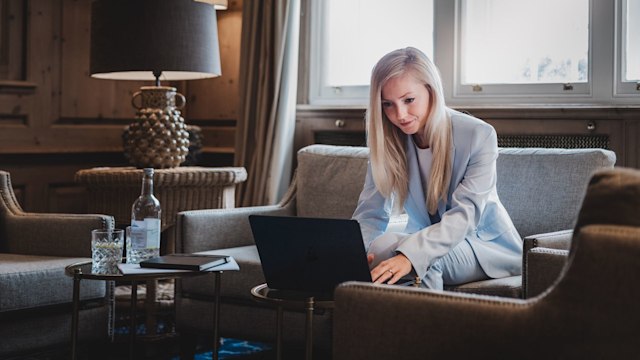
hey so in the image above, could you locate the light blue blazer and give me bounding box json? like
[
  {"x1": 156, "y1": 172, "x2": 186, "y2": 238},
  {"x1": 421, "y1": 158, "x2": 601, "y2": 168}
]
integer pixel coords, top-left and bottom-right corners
[{"x1": 353, "y1": 110, "x2": 522, "y2": 280}]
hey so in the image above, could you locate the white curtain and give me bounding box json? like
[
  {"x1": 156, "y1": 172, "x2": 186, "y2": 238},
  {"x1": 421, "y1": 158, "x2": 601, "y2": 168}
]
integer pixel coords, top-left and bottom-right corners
[{"x1": 266, "y1": 0, "x2": 299, "y2": 203}]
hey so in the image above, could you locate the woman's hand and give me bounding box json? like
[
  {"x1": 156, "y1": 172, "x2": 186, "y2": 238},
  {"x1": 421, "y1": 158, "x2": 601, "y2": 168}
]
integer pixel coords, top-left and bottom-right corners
[{"x1": 370, "y1": 253, "x2": 412, "y2": 284}]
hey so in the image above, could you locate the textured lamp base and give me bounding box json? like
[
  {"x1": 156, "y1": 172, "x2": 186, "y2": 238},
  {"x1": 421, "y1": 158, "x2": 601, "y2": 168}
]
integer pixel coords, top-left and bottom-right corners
[{"x1": 124, "y1": 86, "x2": 190, "y2": 169}]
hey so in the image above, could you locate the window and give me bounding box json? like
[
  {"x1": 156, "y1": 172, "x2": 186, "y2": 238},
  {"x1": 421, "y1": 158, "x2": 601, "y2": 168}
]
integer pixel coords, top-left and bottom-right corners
[
  {"x1": 306, "y1": 0, "x2": 639, "y2": 105},
  {"x1": 309, "y1": 0, "x2": 433, "y2": 105},
  {"x1": 458, "y1": 0, "x2": 589, "y2": 95}
]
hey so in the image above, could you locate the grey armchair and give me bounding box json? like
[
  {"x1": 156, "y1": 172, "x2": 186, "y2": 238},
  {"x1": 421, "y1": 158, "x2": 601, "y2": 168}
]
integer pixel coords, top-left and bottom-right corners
[
  {"x1": 333, "y1": 168, "x2": 640, "y2": 359},
  {"x1": 0, "y1": 170, "x2": 114, "y2": 357}
]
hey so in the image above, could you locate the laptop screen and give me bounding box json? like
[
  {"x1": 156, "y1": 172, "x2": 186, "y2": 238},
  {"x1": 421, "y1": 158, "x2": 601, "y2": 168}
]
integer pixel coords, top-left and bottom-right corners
[{"x1": 249, "y1": 215, "x2": 372, "y2": 294}]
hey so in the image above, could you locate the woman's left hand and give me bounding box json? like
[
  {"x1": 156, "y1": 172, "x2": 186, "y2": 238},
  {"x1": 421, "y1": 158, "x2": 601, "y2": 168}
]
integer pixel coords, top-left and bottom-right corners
[{"x1": 370, "y1": 253, "x2": 412, "y2": 284}]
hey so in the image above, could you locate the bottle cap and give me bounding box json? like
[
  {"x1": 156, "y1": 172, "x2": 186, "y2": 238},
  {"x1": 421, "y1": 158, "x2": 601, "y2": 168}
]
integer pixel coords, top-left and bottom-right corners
[{"x1": 143, "y1": 168, "x2": 154, "y2": 176}]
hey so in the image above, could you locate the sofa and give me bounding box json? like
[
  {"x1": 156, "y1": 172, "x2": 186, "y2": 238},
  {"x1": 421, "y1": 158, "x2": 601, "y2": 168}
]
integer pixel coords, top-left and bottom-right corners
[
  {"x1": 174, "y1": 144, "x2": 615, "y2": 351},
  {"x1": 332, "y1": 167, "x2": 640, "y2": 359},
  {"x1": 0, "y1": 170, "x2": 114, "y2": 357}
]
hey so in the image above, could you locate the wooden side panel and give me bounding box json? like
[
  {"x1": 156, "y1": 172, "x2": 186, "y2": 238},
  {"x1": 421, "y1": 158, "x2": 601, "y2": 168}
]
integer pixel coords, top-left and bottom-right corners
[
  {"x1": 625, "y1": 119, "x2": 640, "y2": 169},
  {"x1": 186, "y1": 9, "x2": 243, "y2": 121},
  {"x1": 295, "y1": 107, "x2": 639, "y2": 170}
]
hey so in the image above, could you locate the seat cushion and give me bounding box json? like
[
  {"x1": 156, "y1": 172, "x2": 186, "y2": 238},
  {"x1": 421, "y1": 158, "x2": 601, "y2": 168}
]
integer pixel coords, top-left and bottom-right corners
[
  {"x1": 0, "y1": 254, "x2": 106, "y2": 312},
  {"x1": 180, "y1": 246, "x2": 265, "y2": 301},
  {"x1": 445, "y1": 275, "x2": 522, "y2": 298}
]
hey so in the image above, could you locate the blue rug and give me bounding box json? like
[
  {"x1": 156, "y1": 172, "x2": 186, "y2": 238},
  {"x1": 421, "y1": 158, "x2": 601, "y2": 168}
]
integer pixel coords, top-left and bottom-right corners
[
  {"x1": 115, "y1": 314, "x2": 272, "y2": 359},
  {"x1": 178, "y1": 338, "x2": 272, "y2": 360}
]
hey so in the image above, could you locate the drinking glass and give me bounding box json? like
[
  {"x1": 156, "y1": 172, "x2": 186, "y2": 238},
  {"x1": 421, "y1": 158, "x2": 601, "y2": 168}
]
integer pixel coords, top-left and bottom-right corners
[{"x1": 91, "y1": 229, "x2": 124, "y2": 274}]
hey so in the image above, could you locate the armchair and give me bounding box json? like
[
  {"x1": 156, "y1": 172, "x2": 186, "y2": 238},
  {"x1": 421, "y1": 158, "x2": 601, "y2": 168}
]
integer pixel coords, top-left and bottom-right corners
[
  {"x1": 0, "y1": 170, "x2": 115, "y2": 356},
  {"x1": 333, "y1": 168, "x2": 640, "y2": 359}
]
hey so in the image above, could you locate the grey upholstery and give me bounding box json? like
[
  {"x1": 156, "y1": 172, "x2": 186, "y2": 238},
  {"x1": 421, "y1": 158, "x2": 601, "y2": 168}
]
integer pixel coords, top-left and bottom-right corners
[
  {"x1": 333, "y1": 167, "x2": 640, "y2": 359},
  {"x1": 0, "y1": 170, "x2": 114, "y2": 356},
  {"x1": 495, "y1": 148, "x2": 615, "y2": 238},
  {"x1": 174, "y1": 144, "x2": 615, "y2": 349}
]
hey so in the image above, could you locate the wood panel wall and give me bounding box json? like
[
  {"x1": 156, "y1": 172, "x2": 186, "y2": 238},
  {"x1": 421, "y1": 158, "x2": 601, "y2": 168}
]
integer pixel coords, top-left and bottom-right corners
[{"x1": 0, "y1": 0, "x2": 242, "y2": 213}]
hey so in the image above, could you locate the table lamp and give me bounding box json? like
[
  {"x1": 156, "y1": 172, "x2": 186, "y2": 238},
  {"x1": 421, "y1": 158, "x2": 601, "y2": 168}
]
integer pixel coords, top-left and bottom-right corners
[{"x1": 90, "y1": 0, "x2": 222, "y2": 168}]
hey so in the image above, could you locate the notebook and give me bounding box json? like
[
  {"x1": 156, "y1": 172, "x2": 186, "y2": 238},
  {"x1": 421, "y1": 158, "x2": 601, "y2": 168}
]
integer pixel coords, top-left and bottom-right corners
[
  {"x1": 249, "y1": 215, "x2": 372, "y2": 295},
  {"x1": 139, "y1": 253, "x2": 230, "y2": 271}
]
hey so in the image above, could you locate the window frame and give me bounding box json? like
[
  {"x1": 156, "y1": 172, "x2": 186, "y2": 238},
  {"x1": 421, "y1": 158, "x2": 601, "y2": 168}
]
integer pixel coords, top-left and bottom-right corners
[
  {"x1": 615, "y1": 0, "x2": 640, "y2": 96},
  {"x1": 452, "y1": 0, "x2": 591, "y2": 99},
  {"x1": 304, "y1": 0, "x2": 640, "y2": 106},
  {"x1": 308, "y1": 0, "x2": 371, "y2": 105}
]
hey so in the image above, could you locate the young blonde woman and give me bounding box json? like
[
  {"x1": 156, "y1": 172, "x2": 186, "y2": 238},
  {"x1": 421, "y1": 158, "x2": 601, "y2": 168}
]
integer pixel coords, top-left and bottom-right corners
[{"x1": 353, "y1": 47, "x2": 522, "y2": 289}]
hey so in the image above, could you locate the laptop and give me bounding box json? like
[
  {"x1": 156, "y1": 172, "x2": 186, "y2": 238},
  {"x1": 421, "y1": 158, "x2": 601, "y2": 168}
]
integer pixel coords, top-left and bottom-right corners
[{"x1": 248, "y1": 215, "x2": 372, "y2": 295}]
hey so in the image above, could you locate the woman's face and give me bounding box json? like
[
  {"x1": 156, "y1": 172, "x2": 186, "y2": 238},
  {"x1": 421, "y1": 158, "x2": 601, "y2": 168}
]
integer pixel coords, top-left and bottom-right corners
[{"x1": 381, "y1": 71, "x2": 431, "y2": 136}]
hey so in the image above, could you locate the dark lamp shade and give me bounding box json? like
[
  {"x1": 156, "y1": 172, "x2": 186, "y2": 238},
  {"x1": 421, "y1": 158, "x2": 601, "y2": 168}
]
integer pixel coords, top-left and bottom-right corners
[{"x1": 90, "y1": 0, "x2": 222, "y2": 81}]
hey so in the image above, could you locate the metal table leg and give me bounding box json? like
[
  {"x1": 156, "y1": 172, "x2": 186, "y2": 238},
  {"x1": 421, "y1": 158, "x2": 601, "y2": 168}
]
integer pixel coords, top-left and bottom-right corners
[
  {"x1": 71, "y1": 269, "x2": 81, "y2": 360},
  {"x1": 212, "y1": 272, "x2": 221, "y2": 360},
  {"x1": 145, "y1": 280, "x2": 157, "y2": 335},
  {"x1": 129, "y1": 280, "x2": 138, "y2": 360},
  {"x1": 305, "y1": 297, "x2": 314, "y2": 360},
  {"x1": 276, "y1": 305, "x2": 283, "y2": 360},
  {"x1": 107, "y1": 280, "x2": 115, "y2": 342}
]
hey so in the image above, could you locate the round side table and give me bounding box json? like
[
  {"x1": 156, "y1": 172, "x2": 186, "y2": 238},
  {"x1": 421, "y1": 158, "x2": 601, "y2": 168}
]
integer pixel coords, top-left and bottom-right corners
[
  {"x1": 250, "y1": 284, "x2": 334, "y2": 360},
  {"x1": 66, "y1": 261, "x2": 226, "y2": 360}
]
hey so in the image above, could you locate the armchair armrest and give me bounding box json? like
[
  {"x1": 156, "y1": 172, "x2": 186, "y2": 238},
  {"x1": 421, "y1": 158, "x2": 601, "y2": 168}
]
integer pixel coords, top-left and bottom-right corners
[
  {"x1": 522, "y1": 229, "x2": 572, "y2": 298},
  {"x1": 3, "y1": 213, "x2": 114, "y2": 257},
  {"x1": 175, "y1": 202, "x2": 295, "y2": 253},
  {"x1": 523, "y1": 229, "x2": 573, "y2": 253},
  {"x1": 333, "y1": 282, "x2": 530, "y2": 359},
  {"x1": 525, "y1": 247, "x2": 569, "y2": 298}
]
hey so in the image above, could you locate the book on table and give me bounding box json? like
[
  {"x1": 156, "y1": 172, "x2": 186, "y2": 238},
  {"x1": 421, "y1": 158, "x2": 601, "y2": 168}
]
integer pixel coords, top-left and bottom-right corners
[{"x1": 139, "y1": 253, "x2": 230, "y2": 271}]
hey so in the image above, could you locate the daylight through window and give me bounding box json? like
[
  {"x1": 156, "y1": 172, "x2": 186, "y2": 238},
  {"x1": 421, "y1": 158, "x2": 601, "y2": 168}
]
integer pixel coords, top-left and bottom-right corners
[{"x1": 460, "y1": 0, "x2": 589, "y2": 85}]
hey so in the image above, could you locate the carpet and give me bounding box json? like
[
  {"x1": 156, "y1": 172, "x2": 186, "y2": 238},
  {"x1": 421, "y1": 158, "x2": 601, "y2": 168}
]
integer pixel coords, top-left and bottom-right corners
[
  {"x1": 173, "y1": 338, "x2": 272, "y2": 360},
  {"x1": 112, "y1": 311, "x2": 272, "y2": 360},
  {"x1": 111, "y1": 282, "x2": 273, "y2": 359}
]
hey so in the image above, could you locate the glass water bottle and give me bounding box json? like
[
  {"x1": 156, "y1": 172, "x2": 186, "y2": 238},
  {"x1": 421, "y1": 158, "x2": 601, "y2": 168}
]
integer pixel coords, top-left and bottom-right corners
[{"x1": 127, "y1": 168, "x2": 161, "y2": 263}]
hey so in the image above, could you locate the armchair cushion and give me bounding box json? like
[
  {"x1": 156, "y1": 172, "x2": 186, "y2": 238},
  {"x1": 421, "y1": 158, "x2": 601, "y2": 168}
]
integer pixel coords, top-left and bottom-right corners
[
  {"x1": 0, "y1": 254, "x2": 105, "y2": 312},
  {"x1": 445, "y1": 275, "x2": 521, "y2": 298},
  {"x1": 496, "y1": 148, "x2": 615, "y2": 238},
  {"x1": 296, "y1": 145, "x2": 369, "y2": 219}
]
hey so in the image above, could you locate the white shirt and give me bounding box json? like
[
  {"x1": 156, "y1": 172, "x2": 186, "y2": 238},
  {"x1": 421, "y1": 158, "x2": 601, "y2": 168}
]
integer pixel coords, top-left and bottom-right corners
[{"x1": 414, "y1": 140, "x2": 433, "y2": 197}]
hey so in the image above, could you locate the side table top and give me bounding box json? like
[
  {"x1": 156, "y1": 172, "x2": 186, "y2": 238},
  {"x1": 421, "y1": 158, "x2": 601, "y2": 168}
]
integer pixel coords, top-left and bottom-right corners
[
  {"x1": 251, "y1": 283, "x2": 335, "y2": 309},
  {"x1": 65, "y1": 260, "x2": 228, "y2": 282},
  {"x1": 75, "y1": 166, "x2": 247, "y2": 187}
]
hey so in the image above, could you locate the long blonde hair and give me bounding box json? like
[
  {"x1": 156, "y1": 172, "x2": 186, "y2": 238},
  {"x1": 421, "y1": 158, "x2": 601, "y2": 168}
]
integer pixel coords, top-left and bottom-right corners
[{"x1": 367, "y1": 47, "x2": 452, "y2": 214}]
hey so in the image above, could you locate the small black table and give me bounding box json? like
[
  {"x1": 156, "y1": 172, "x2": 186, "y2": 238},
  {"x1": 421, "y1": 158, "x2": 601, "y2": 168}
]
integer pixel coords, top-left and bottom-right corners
[
  {"x1": 251, "y1": 283, "x2": 335, "y2": 360},
  {"x1": 65, "y1": 261, "x2": 227, "y2": 360}
]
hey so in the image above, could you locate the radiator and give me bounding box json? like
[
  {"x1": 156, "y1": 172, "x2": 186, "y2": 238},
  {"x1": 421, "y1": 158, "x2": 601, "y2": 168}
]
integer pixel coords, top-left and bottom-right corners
[
  {"x1": 497, "y1": 135, "x2": 609, "y2": 149},
  {"x1": 314, "y1": 132, "x2": 609, "y2": 150}
]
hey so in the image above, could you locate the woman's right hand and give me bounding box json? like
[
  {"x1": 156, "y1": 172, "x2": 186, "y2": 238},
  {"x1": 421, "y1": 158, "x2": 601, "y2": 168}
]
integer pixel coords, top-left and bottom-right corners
[{"x1": 370, "y1": 253, "x2": 412, "y2": 285}]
